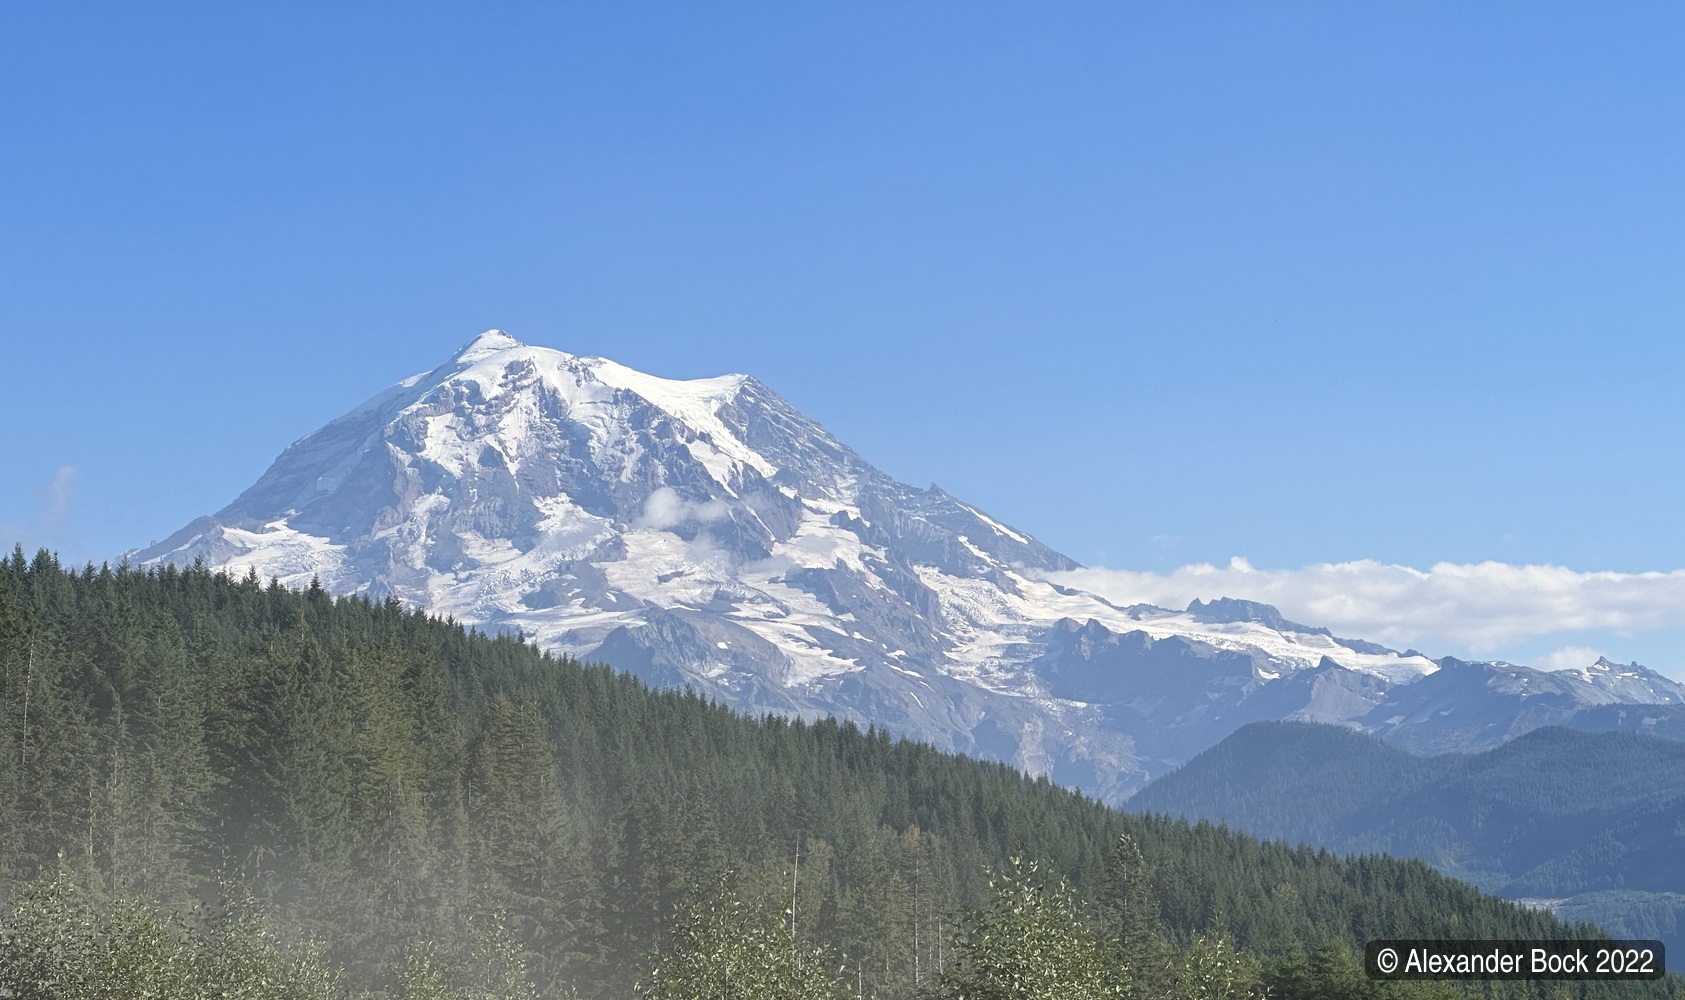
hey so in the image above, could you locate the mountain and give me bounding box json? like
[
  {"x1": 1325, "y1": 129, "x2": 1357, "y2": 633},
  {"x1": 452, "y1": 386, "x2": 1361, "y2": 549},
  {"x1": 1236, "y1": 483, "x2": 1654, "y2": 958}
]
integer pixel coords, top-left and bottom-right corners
[
  {"x1": 132, "y1": 331, "x2": 1685, "y2": 800},
  {"x1": 1125, "y1": 721, "x2": 1449, "y2": 844},
  {"x1": 1556, "y1": 702, "x2": 1685, "y2": 741},
  {"x1": 1360, "y1": 656, "x2": 1685, "y2": 754},
  {"x1": 1131, "y1": 721, "x2": 1685, "y2": 953},
  {"x1": 2, "y1": 553, "x2": 1607, "y2": 997}
]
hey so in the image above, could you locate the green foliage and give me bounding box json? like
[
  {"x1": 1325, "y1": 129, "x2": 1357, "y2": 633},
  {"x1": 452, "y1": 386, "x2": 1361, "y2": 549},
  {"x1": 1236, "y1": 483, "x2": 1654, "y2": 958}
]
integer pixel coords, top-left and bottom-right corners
[
  {"x1": 394, "y1": 916, "x2": 544, "y2": 1000},
  {"x1": 1171, "y1": 931, "x2": 1262, "y2": 1000},
  {"x1": 639, "y1": 877, "x2": 848, "y2": 1000},
  {"x1": 932, "y1": 856, "x2": 1128, "y2": 1000},
  {"x1": 0, "y1": 549, "x2": 1649, "y2": 999},
  {"x1": 0, "y1": 864, "x2": 340, "y2": 1000},
  {"x1": 1133, "y1": 720, "x2": 1685, "y2": 905},
  {"x1": 929, "y1": 852, "x2": 1274, "y2": 1000}
]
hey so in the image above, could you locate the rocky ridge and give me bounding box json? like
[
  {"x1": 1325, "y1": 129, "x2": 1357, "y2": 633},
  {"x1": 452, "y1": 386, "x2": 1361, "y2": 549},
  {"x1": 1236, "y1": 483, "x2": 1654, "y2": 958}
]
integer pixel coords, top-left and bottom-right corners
[{"x1": 135, "y1": 331, "x2": 1685, "y2": 800}]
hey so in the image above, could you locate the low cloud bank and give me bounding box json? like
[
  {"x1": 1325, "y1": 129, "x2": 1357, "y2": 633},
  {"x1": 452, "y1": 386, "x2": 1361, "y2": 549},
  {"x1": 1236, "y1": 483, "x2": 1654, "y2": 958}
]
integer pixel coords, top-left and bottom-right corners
[{"x1": 1046, "y1": 558, "x2": 1685, "y2": 655}]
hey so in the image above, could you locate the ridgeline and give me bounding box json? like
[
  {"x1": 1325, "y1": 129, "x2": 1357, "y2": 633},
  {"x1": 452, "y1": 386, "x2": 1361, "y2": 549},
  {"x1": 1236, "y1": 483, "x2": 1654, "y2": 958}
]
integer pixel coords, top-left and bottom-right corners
[{"x1": 0, "y1": 549, "x2": 1639, "y2": 998}]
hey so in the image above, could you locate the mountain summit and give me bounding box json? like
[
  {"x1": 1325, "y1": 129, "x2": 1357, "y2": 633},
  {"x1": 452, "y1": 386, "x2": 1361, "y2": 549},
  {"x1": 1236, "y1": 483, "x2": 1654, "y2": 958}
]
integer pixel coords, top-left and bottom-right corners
[{"x1": 134, "y1": 332, "x2": 1679, "y2": 800}]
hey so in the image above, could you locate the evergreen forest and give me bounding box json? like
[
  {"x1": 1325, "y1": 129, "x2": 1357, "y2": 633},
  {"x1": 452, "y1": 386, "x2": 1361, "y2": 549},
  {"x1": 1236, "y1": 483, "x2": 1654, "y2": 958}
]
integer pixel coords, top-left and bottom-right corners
[
  {"x1": 0, "y1": 549, "x2": 1672, "y2": 998},
  {"x1": 1131, "y1": 720, "x2": 1685, "y2": 953}
]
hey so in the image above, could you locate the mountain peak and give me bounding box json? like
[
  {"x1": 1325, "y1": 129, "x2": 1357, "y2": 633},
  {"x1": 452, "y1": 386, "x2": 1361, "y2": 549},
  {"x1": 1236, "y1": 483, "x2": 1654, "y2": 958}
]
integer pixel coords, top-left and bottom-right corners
[
  {"x1": 130, "y1": 328, "x2": 1484, "y2": 804},
  {"x1": 1559, "y1": 656, "x2": 1646, "y2": 678},
  {"x1": 1187, "y1": 597, "x2": 1310, "y2": 632},
  {"x1": 452, "y1": 329, "x2": 525, "y2": 365}
]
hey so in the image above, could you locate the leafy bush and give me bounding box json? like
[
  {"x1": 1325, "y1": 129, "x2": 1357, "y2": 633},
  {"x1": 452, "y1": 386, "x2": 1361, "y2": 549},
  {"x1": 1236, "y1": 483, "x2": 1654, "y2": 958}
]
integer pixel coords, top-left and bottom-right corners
[
  {"x1": 0, "y1": 865, "x2": 339, "y2": 1000},
  {"x1": 639, "y1": 877, "x2": 848, "y2": 1000}
]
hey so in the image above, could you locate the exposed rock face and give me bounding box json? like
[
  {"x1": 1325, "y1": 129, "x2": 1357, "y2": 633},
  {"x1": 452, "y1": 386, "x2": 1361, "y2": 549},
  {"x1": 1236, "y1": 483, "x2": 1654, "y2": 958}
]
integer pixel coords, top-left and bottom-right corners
[
  {"x1": 135, "y1": 331, "x2": 1685, "y2": 801},
  {"x1": 1360, "y1": 656, "x2": 1685, "y2": 755}
]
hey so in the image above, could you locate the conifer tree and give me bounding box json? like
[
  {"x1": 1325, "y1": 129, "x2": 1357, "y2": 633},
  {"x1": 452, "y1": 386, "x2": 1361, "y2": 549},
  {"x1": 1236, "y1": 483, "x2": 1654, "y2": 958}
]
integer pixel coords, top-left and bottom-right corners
[
  {"x1": 0, "y1": 551, "x2": 1659, "y2": 1000},
  {"x1": 467, "y1": 693, "x2": 583, "y2": 991}
]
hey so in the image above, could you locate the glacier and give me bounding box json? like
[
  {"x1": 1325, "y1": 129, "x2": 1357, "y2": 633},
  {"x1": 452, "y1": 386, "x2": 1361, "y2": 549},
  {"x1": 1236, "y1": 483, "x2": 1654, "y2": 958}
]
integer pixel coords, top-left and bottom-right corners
[{"x1": 134, "y1": 331, "x2": 1685, "y2": 801}]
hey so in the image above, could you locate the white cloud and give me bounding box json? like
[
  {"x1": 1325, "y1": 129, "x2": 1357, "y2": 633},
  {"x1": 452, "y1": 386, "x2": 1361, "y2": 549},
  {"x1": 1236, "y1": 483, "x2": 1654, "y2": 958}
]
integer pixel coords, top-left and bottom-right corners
[
  {"x1": 1535, "y1": 645, "x2": 1605, "y2": 672},
  {"x1": 1045, "y1": 558, "x2": 1685, "y2": 654},
  {"x1": 41, "y1": 465, "x2": 78, "y2": 532},
  {"x1": 634, "y1": 486, "x2": 729, "y2": 530},
  {"x1": 4, "y1": 465, "x2": 79, "y2": 546}
]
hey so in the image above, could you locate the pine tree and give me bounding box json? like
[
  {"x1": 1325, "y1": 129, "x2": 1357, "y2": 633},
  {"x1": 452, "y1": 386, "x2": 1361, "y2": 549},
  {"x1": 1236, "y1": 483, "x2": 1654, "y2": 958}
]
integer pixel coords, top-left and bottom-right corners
[{"x1": 467, "y1": 693, "x2": 584, "y2": 992}]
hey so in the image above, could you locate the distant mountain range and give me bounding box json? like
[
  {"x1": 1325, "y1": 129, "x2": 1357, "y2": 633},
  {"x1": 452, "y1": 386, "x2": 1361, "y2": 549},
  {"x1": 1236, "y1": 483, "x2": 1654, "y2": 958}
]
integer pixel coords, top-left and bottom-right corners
[
  {"x1": 132, "y1": 331, "x2": 1685, "y2": 801},
  {"x1": 1130, "y1": 720, "x2": 1685, "y2": 952}
]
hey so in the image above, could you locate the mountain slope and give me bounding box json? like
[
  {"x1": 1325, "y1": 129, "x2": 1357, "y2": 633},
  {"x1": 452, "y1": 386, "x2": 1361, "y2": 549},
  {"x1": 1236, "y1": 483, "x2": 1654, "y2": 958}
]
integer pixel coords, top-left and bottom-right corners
[
  {"x1": 1557, "y1": 702, "x2": 1685, "y2": 741},
  {"x1": 1132, "y1": 721, "x2": 1685, "y2": 951},
  {"x1": 1362, "y1": 656, "x2": 1685, "y2": 754},
  {"x1": 133, "y1": 331, "x2": 1685, "y2": 800},
  {"x1": 0, "y1": 552, "x2": 1609, "y2": 997},
  {"x1": 1124, "y1": 721, "x2": 1455, "y2": 842},
  {"x1": 1135, "y1": 722, "x2": 1685, "y2": 892}
]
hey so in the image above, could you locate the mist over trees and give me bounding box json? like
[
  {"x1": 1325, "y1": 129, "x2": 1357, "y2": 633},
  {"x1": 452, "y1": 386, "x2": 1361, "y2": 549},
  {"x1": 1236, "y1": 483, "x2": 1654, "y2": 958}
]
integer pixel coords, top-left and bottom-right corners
[{"x1": 0, "y1": 548, "x2": 1660, "y2": 999}]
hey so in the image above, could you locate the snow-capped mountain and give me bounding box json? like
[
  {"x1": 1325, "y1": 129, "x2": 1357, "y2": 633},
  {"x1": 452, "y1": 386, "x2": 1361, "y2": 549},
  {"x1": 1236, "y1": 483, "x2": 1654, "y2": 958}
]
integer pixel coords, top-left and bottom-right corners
[
  {"x1": 132, "y1": 331, "x2": 1685, "y2": 800},
  {"x1": 1556, "y1": 656, "x2": 1685, "y2": 704},
  {"x1": 1360, "y1": 655, "x2": 1685, "y2": 754}
]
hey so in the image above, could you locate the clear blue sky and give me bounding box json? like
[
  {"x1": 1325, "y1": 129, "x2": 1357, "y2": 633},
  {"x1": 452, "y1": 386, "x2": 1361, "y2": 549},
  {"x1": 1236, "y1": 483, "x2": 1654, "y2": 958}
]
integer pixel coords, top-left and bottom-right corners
[{"x1": 4, "y1": 3, "x2": 1684, "y2": 670}]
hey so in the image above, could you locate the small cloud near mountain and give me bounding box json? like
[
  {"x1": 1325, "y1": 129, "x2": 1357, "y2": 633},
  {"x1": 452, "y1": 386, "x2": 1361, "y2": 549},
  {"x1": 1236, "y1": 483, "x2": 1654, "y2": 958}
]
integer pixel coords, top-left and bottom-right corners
[
  {"x1": 2, "y1": 464, "x2": 80, "y2": 549},
  {"x1": 1537, "y1": 644, "x2": 1607, "y2": 672},
  {"x1": 634, "y1": 486, "x2": 729, "y2": 530},
  {"x1": 127, "y1": 330, "x2": 1685, "y2": 801}
]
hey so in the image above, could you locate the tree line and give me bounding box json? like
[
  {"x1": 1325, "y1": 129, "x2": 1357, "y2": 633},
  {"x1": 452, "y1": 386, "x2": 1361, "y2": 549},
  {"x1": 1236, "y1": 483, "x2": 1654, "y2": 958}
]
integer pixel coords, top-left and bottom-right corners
[{"x1": 0, "y1": 548, "x2": 1660, "y2": 998}]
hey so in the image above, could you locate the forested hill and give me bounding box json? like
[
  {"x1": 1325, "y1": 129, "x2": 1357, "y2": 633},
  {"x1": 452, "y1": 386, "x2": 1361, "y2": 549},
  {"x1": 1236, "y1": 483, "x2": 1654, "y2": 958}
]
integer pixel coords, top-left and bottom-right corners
[
  {"x1": 0, "y1": 549, "x2": 1612, "y2": 997},
  {"x1": 1131, "y1": 721, "x2": 1685, "y2": 898},
  {"x1": 1132, "y1": 721, "x2": 1685, "y2": 958},
  {"x1": 1129, "y1": 721, "x2": 1460, "y2": 843}
]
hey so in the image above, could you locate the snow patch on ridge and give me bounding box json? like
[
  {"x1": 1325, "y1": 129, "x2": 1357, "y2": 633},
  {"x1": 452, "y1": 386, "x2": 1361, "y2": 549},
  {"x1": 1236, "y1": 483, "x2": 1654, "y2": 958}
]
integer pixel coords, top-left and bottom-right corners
[
  {"x1": 134, "y1": 328, "x2": 1632, "y2": 806},
  {"x1": 207, "y1": 520, "x2": 349, "y2": 591}
]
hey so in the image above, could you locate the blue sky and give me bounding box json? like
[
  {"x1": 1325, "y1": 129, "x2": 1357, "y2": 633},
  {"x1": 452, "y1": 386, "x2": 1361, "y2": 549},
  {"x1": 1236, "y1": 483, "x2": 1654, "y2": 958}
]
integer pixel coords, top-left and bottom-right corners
[{"x1": 4, "y1": 3, "x2": 1684, "y2": 673}]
